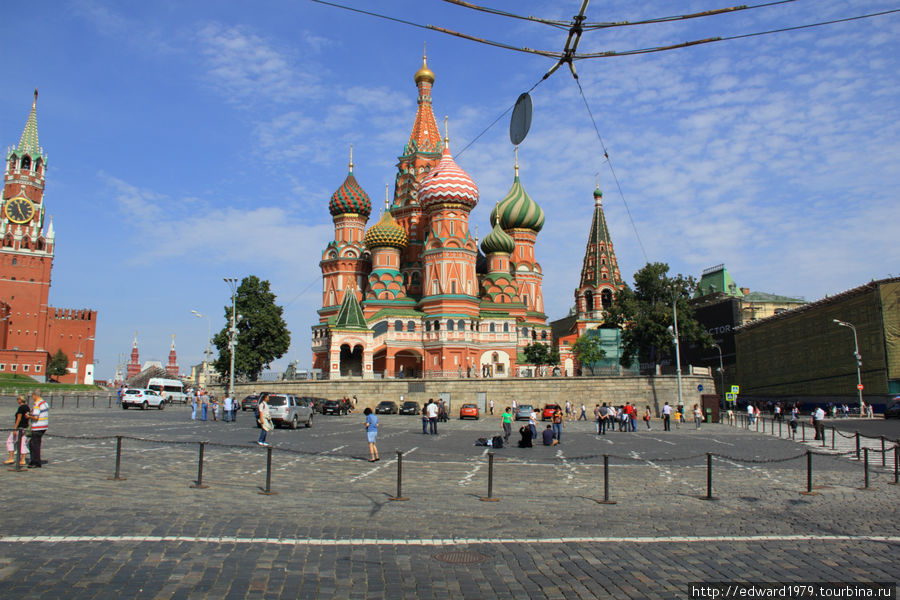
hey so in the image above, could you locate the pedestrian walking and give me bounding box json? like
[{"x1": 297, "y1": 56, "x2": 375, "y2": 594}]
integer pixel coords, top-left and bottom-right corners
[
  {"x1": 257, "y1": 396, "x2": 273, "y2": 446},
  {"x1": 27, "y1": 390, "x2": 48, "y2": 468},
  {"x1": 4, "y1": 395, "x2": 29, "y2": 466},
  {"x1": 812, "y1": 406, "x2": 825, "y2": 440},
  {"x1": 364, "y1": 407, "x2": 379, "y2": 462},
  {"x1": 552, "y1": 406, "x2": 564, "y2": 444},
  {"x1": 422, "y1": 400, "x2": 430, "y2": 434},
  {"x1": 662, "y1": 402, "x2": 672, "y2": 431},
  {"x1": 693, "y1": 404, "x2": 703, "y2": 429},
  {"x1": 489, "y1": 399, "x2": 494, "y2": 415},
  {"x1": 426, "y1": 399, "x2": 439, "y2": 434},
  {"x1": 223, "y1": 395, "x2": 233, "y2": 422},
  {"x1": 643, "y1": 406, "x2": 652, "y2": 430},
  {"x1": 593, "y1": 404, "x2": 601, "y2": 434},
  {"x1": 190, "y1": 393, "x2": 197, "y2": 420},
  {"x1": 501, "y1": 407, "x2": 512, "y2": 442},
  {"x1": 201, "y1": 393, "x2": 208, "y2": 421},
  {"x1": 578, "y1": 403, "x2": 587, "y2": 421}
]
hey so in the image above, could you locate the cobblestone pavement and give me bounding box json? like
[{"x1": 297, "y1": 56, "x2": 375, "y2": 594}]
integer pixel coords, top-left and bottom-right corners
[{"x1": 0, "y1": 406, "x2": 897, "y2": 599}]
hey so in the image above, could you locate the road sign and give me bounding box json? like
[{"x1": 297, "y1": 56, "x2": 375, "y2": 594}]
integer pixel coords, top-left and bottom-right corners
[
  {"x1": 730, "y1": 385, "x2": 740, "y2": 394},
  {"x1": 697, "y1": 384, "x2": 703, "y2": 392},
  {"x1": 726, "y1": 393, "x2": 735, "y2": 401},
  {"x1": 857, "y1": 384, "x2": 864, "y2": 390}
]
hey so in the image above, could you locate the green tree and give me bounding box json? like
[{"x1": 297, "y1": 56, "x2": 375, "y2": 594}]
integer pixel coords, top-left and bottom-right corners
[
  {"x1": 571, "y1": 334, "x2": 606, "y2": 375},
  {"x1": 522, "y1": 342, "x2": 559, "y2": 376},
  {"x1": 213, "y1": 275, "x2": 291, "y2": 382},
  {"x1": 608, "y1": 262, "x2": 712, "y2": 369},
  {"x1": 47, "y1": 349, "x2": 69, "y2": 381}
]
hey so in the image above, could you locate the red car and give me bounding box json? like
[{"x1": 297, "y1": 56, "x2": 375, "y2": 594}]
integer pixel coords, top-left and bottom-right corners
[
  {"x1": 459, "y1": 404, "x2": 479, "y2": 420},
  {"x1": 542, "y1": 404, "x2": 561, "y2": 421}
]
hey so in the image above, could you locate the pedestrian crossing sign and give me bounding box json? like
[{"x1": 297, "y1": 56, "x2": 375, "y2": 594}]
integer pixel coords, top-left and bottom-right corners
[
  {"x1": 726, "y1": 393, "x2": 735, "y2": 402},
  {"x1": 730, "y1": 385, "x2": 740, "y2": 394}
]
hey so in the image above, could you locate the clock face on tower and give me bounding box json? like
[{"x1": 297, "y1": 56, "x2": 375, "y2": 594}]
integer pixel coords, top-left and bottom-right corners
[{"x1": 6, "y1": 196, "x2": 35, "y2": 224}]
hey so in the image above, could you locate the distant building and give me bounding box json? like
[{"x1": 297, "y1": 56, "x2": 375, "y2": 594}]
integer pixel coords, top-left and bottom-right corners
[
  {"x1": 552, "y1": 186, "x2": 628, "y2": 375},
  {"x1": 735, "y1": 277, "x2": 900, "y2": 404},
  {"x1": 0, "y1": 91, "x2": 97, "y2": 383}
]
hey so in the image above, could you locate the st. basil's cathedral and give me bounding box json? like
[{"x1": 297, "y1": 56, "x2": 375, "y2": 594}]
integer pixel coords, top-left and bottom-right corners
[{"x1": 312, "y1": 56, "x2": 624, "y2": 379}]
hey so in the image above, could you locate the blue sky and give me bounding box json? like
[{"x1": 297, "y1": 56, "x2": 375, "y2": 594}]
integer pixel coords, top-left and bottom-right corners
[{"x1": 2, "y1": 1, "x2": 898, "y2": 381}]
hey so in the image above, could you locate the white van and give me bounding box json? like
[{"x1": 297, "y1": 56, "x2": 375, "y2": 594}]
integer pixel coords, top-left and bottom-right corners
[{"x1": 147, "y1": 378, "x2": 186, "y2": 404}]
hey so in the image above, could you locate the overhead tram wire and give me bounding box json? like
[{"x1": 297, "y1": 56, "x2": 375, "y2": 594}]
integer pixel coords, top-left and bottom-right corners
[
  {"x1": 441, "y1": 0, "x2": 570, "y2": 28},
  {"x1": 582, "y1": 1, "x2": 797, "y2": 30}
]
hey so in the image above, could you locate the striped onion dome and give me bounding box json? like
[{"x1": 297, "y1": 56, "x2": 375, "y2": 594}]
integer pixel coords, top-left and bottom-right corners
[
  {"x1": 329, "y1": 171, "x2": 372, "y2": 217},
  {"x1": 418, "y1": 145, "x2": 479, "y2": 211},
  {"x1": 480, "y1": 219, "x2": 515, "y2": 255},
  {"x1": 490, "y1": 174, "x2": 544, "y2": 233},
  {"x1": 364, "y1": 210, "x2": 408, "y2": 249}
]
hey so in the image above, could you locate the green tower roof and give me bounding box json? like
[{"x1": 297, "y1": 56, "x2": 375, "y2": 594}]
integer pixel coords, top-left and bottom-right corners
[
  {"x1": 334, "y1": 288, "x2": 368, "y2": 329},
  {"x1": 15, "y1": 89, "x2": 43, "y2": 159}
]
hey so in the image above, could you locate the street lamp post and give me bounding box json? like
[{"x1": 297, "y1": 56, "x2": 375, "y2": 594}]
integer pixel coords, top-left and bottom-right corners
[
  {"x1": 191, "y1": 310, "x2": 211, "y2": 389},
  {"x1": 224, "y1": 278, "x2": 239, "y2": 399},
  {"x1": 74, "y1": 336, "x2": 95, "y2": 385},
  {"x1": 713, "y1": 343, "x2": 726, "y2": 406},
  {"x1": 833, "y1": 319, "x2": 863, "y2": 413},
  {"x1": 669, "y1": 294, "x2": 684, "y2": 412}
]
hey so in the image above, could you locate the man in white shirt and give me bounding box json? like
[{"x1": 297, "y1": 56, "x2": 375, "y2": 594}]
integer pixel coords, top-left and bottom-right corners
[
  {"x1": 426, "y1": 400, "x2": 439, "y2": 435},
  {"x1": 223, "y1": 395, "x2": 234, "y2": 422},
  {"x1": 812, "y1": 406, "x2": 826, "y2": 440},
  {"x1": 662, "y1": 402, "x2": 672, "y2": 431},
  {"x1": 529, "y1": 408, "x2": 539, "y2": 440}
]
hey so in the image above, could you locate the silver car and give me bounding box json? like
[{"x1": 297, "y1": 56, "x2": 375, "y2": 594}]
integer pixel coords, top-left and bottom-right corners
[{"x1": 265, "y1": 393, "x2": 314, "y2": 429}]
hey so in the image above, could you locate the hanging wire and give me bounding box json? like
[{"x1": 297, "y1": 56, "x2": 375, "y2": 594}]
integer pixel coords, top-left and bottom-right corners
[
  {"x1": 573, "y1": 76, "x2": 649, "y2": 264},
  {"x1": 582, "y1": 1, "x2": 797, "y2": 29},
  {"x1": 441, "y1": 0, "x2": 570, "y2": 28}
]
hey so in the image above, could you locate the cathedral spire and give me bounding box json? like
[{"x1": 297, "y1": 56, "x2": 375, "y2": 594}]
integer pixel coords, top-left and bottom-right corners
[
  {"x1": 578, "y1": 186, "x2": 622, "y2": 291},
  {"x1": 405, "y1": 53, "x2": 442, "y2": 156}
]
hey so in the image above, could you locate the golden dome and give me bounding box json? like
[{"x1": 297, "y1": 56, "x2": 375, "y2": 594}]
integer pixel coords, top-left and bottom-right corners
[{"x1": 414, "y1": 55, "x2": 435, "y2": 84}]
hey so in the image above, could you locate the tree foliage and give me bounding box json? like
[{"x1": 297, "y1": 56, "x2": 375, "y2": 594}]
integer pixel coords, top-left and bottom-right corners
[
  {"x1": 608, "y1": 262, "x2": 713, "y2": 368},
  {"x1": 213, "y1": 276, "x2": 291, "y2": 382},
  {"x1": 47, "y1": 349, "x2": 69, "y2": 380},
  {"x1": 571, "y1": 334, "x2": 606, "y2": 375},
  {"x1": 522, "y1": 342, "x2": 559, "y2": 375}
]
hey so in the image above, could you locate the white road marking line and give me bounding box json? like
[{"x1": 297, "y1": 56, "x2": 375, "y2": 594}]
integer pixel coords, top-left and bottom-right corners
[
  {"x1": 458, "y1": 448, "x2": 488, "y2": 486},
  {"x1": 709, "y1": 438, "x2": 735, "y2": 446},
  {"x1": 644, "y1": 436, "x2": 676, "y2": 446},
  {"x1": 0, "y1": 534, "x2": 895, "y2": 546}
]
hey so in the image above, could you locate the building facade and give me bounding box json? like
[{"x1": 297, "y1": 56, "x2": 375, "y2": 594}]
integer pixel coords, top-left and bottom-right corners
[
  {"x1": 0, "y1": 91, "x2": 97, "y2": 383},
  {"x1": 312, "y1": 57, "x2": 550, "y2": 379}
]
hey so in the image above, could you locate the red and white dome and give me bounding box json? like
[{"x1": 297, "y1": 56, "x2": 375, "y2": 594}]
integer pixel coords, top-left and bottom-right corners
[{"x1": 417, "y1": 146, "x2": 478, "y2": 211}]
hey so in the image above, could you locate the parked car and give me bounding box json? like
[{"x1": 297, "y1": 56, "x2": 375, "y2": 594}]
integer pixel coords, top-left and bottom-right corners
[
  {"x1": 399, "y1": 401, "x2": 420, "y2": 415},
  {"x1": 885, "y1": 397, "x2": 900, "y2": 419},
  {"x1": 515, "y1": 404, "x2": 534, "y2": 421},
  {"x1": 375, "y1": 401, "x2": 398, "y2": 415},
  {"x1": 459, "y1": 403, "x2": 479, "y2": 420},
  {"x1": 542, "y1": 404, "x2": 561, "y2": 421},
  {"x1": 299, "y1": 396, "x2": 328, "y2": 413},
  {"x1": 241, "y1": 394, "x2": 260, "y2": 411},
  {"x1": 263, "y1": 393, "x2": 314, "y2": 429},
  {"x1": 322, "y1": 398, "x2": 352, "y2": 415},
  {"x1": 121, "y1": 388, "x2": 165, "y2": 410}
]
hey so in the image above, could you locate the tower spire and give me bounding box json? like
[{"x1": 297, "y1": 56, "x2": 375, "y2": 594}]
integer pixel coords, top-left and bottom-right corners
[
  {"x1": 17, "y1": 88, "x2": 41, "y2": 157},
  {"x1": 514, "y1": 146, "x2": 519, "y2": 178},
  {"x1": 349, "y1": 144, "x2": 354, "y2": 173}
]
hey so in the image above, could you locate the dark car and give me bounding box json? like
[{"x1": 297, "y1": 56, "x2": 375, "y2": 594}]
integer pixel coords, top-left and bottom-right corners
[
  {"x1": 241, "y1": 395, "x2": 260, "y2": 411},
  {"x1": 375, "y1": 401, "x2": 398, "y2": 415},
  {"x1": 322, "y1": 398, "x2": 351, "y2": 415},
  {"x1": 885, "y1": 397, "x2": 900, "y2": 419},
  {"x1": 399, "y1": 401, "x2": 420, "y2": 415}
]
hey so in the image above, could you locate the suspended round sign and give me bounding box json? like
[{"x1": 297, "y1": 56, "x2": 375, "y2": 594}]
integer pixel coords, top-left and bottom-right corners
[{"x1": 509, "y1": 92, "x2": 533, "y2": 146}]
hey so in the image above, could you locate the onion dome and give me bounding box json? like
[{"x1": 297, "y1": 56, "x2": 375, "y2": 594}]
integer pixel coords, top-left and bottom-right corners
[
  {"x1": 480, "y1": 219, "x2": 515, "y2": 255},
  {"x1": 328, "y1": 148, "x2": 371, "y2": 217},
  {"x1": 414, "y1": 54, "x2": 435, "y2": 85},
  {"x1": 490, "y1": 170, "x2": 544, "y2": 232},
  {"x1": 364, "y1": 210, "x2": 408, "y2": 249},
  {"x1": 418, "y1": 142, "x2": 479, "y2": 211},
  {"x1": 594, "y1": 186, "x2": 603, "y2": 199}
]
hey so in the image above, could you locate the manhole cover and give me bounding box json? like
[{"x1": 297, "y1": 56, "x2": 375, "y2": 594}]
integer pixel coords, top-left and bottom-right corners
[{"x1": 433, "y1": 550, "x2": 490, "y2": 565}]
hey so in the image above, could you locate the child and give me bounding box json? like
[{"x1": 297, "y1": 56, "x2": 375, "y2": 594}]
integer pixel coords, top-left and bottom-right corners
[{"x1": 674, "y1": 408, "x2": 682, "y2": 429}]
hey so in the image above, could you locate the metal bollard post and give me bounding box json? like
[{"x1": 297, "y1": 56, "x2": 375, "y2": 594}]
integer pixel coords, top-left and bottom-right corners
[
  {"x1": 190, "y1": 442, "x2": 208, "y2": 489},
  {"x1": 8, "y1": 429, "x2": 25, "y2": 472},
  {"x1": 480, "y1": 451, "x2": 499, "y2": 502},
  {"x1": 259, "y1": 446, "x2": 277, "y2": 495},
  {"x1": 831, "y1": 427, "x2": 836, "y2": 450},
  {"x1": 779, "y1": 419, "x2": 782, "y2": 438},
  {"x1": 76, "y1": 397, "x2": 80, "y2": 409},
  {"x1": 107, "y1": 436, "x2": 126, "y2": 481},
  {"x1": 599, "y1": 454, "x2": 616, "y2": 504},
  {"x1": 801, "y1": 422, "x2": 806, "y2": 441},
  {"x1": 799, "y1": 450, "x2": 818, "y2": 495},
  {"x1": 855, "y1": 433, "x2": 860, "y2": 460},
  {"x1": 881, "y1": 437, "x2": 886, "y2": 468},
  {"x1": 858, "y1": 448, "x2": 872, "y2": 490},
  {"x1": 755, "y1": 417, "x2": 759, "y2": 432},
  {"x1": 891, "y1": 446, "x2": 899, "y2": 486},
  {"x1": 389, "y1": 450, "x2": 408, "y2": 501},
  {"x1": 700, "y1": 453, "x2": 718, "y2": 500}
]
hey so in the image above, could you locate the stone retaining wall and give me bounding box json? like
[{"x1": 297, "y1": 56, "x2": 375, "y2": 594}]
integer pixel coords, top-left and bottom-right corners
[{"x1": 224, "y1": 374, "x2": 714, "y2": 416}]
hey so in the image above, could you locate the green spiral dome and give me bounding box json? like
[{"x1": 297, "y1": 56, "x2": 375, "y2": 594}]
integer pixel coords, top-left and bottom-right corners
[
  {"x1": 480, "y1": 219, "x2": 515, "y2": 255},
  {"x1": 490, "y1": 175, "x2": 544, "y2": 232}
]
